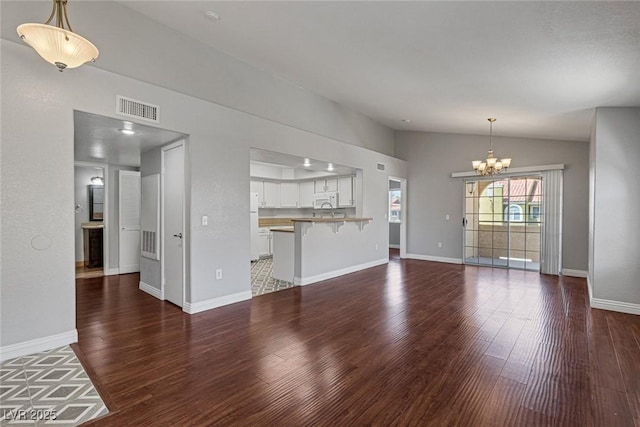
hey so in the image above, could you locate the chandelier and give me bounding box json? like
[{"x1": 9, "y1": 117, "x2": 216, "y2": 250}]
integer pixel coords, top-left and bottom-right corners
[
  {"x1": 17, "y1": 0, "x2": 99, "y2": 72},
  {"x1": 472, "y1": 118, "x2": 511, "y2": 176}
]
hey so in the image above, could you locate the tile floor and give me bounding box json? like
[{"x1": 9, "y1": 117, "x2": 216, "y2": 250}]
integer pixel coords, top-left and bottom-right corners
[
  {"x1": 250, "y1": 257, "x2": 295, "y2": 296},
  {"x1": 0, "y1": 346, "x2": 107, "y2": 426},
  {"x1": 75, "y1": 265, "x2": 103, "y2": 280}
]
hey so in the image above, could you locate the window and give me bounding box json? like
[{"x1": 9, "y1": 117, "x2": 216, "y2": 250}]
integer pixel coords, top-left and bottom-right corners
[
  {"x1": 389, "y1": 190, "x2": 401, "y2": 223},
  {"x1": 504, "y1": 204, "x2": 523, "y2": 222},
  {"x1": 530, "y1": 206, "x2": 541, "y2": 221}
]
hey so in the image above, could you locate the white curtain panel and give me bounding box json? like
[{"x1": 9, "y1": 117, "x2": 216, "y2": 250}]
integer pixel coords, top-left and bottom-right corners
[{"x1": 540, "y1": 170, "x2": 563, "y2": 275}]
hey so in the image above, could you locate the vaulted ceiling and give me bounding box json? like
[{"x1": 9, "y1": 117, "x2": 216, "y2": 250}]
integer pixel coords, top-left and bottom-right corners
[
  {"x1": 4, "y1": 2, "x2": 640, "y2": 143},
  {"x1": 118, "y1": 1, "x2": 640, "y2": 142}
]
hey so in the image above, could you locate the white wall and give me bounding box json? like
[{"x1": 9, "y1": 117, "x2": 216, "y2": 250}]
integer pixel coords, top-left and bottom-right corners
[
  {"x1": 590, "y1": 107, "x2": 640, "y2": 307},
  {"x1": 140, "y1": 148, "x2": 162, "y2": 290},
  {"x1": 0, "y1": 40, "x2": 405, "y2": 351},
  {"x1": 1, "y1": 1, "x2": 394, "y2": 157},
  {"x1": 394, "y1": 131, "x2": 589, "y2": 271}
]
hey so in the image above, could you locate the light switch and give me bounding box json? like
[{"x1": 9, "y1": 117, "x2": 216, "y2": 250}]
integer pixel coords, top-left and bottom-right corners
[
  {"x1": 202, "y1": 215, "x2": 208, "y2": 226},
  {"x1": 445, "y1": 214, "x2": 450, "y2": 221}
]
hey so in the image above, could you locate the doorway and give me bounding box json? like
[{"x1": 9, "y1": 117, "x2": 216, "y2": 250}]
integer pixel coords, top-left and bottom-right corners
[
  {"x1": 388, "y1": 177, "x2": 407, "y2": 258},
  {"x1": 74, "y1": 162, "x2": 108, "y2": 279},
  {"x1": 463, "y1": 176, "x2": 542, "y2": 271},
  {"x1": 162, "y1": 141, "x2": 185, "y2": 307}
]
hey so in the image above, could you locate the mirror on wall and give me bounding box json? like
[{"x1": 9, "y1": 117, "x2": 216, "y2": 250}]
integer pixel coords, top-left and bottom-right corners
[{"x1": 89, "y1": 185, "x2": 104, "y2": 221}]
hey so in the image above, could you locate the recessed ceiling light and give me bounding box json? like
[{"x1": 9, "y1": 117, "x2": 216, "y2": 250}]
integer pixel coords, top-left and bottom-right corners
[
  {"x1": 205, "y1": 11, "x2": 221, "y2": 21},
  {"x1": 402, "y1": 119, "x2": 411, "y2": 123},
  {"x1": 303, "y1": 158, "x2": 311, "y2": 167},
  {"x1": 119, "y1": 129, "x2": 135, "y2": 135},
  {"x1": 327, "y1": 163, "x2": 334, "y2": 172}
]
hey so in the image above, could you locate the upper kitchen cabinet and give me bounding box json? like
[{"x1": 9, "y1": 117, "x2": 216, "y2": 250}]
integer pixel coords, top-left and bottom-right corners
[
  {"x1": 250, "y1": 180, "x2": 264, "y2": 203},
  {"x1": 251, "y1": 180, "x2": 280, "y2": 208},
  {"x1": 315, "y1": 178, "x2": 338, "y2": 193},
  {"x1": 338, "y1": 176, "x2": 355, "y2": 207},
  {"x1": 263, "y1": 182, "x2": 280, "y2": 207},
  {"x1": 298, "y1": 181, "x2": 315, "y2": 208},
  {"x1": 280, "y1": 182, "x2": 299, "y2": 208}
]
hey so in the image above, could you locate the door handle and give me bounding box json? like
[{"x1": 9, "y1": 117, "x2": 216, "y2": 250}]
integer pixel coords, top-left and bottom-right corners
[
  {"x1": 173, "y1": 233, "x2": 183, "y2": 239},
  {"x1": 462, "y1": 218, "x2": 467, "y2": 227}
]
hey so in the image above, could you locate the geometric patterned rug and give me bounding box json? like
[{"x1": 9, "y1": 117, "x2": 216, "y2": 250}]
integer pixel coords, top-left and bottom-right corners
[
  {"x1": 250, "y1": 256, "x2": 295, "y2": 296},
  {"x1": 0, "y1": 346, "x2": 108, "y2": 426}
]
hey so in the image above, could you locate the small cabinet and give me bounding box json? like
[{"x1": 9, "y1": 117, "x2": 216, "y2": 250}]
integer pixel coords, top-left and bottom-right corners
[
  {"x1": 338, "y1": 176, "x2": 355, "y2": 207},
  {"x1": 263, "y1": 182, "x2": 280, "y2": 208},
  {"x1": 83, "y1": 226, "x2": 103, "y2": 268},
  {"x1": 280, "y1": 182, "x2": 299, "y2": 208},
  {"x1": 251, "y1": 180, "x2": 280, "y2": 208},
  {"x1": 315, "y1": 178, "x2": 338, "y2": 193},
  {"x1": 298, "y1": 181, "x2": 315, "y2": 208},
  {"x1": 257, "y1": 228, "x2": 271, "y2": 258},
  {"x1": 250, "y1": 180, "x2": 263, "y2": 204}
]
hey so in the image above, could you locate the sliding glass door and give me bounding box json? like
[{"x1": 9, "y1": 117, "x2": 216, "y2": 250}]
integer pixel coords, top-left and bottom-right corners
[{"x1": 464, "y1": 176, "x2": 542, "y2": 271}]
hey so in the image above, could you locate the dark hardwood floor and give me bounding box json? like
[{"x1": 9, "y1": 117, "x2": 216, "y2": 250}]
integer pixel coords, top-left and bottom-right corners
[{"x1": 76, "y1": 251, "x2": 640, "y2": 426}]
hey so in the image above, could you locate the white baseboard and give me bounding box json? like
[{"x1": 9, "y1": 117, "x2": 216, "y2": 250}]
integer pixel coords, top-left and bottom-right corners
[
  {"x1": 294, "y1": 258, "x2": 388, "y2": 286},
  {"x1": 183, "y1": 290, "x2": 252, "y2": 314},
  {"x1": 139, "y1": 281, "x2": 164, "y2": 300},
  {"x1": 561, "y1": 269, "x2": 588, "y2": 278},
  {"x1": 106, "y1": 268, "x2": 120, "y2": 276},
  {"x1": 0, "y1": 330, "x2": 78, "y2": 362},
  {"x1": 388, "y1": 244, "x2": 400, "y2": 249},
  {"x1": 406, "y1": 253, "x2": 463, "y2": 265},
  {"x1": 590, "y1": 298, "x2": 640, "y2": 316}
]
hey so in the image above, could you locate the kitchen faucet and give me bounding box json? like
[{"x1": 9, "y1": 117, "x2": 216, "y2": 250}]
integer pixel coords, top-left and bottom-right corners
[{"x1": 320, "y1": 202, "x2": 335, "y2": 219}]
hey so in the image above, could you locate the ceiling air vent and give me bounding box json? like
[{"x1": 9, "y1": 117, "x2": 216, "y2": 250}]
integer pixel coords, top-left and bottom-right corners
[
  {"x1": 116, "y1": 95, "x2": 160, "y2": 123},
  {"x1": 376, "y1": 162, "x2": 386, "y2": 172}
]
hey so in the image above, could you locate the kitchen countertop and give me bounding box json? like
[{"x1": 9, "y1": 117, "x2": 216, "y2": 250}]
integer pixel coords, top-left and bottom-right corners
[
  {"x1": 270, "y1": 226, "x2": 294, "y2": 233},
  {"x1": 290, "y1": 217, "x2": 372, "y2": 223},
  {"x1": 81, "y1": 222, "x2": 104, "y2": 229}
]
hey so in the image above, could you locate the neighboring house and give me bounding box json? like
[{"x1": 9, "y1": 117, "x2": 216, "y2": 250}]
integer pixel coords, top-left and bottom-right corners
[{"x1": 478, "y1": 179, "x2": 542, "y2": 224}]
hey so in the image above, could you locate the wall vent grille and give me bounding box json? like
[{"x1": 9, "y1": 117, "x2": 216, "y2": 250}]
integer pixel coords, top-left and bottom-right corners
[
  {"x1": 377, "y1": 162, "x2": 386, "y2": 172},
  {"x1": 142, "y1": 231, "x2": 157, "y2": 258},
  {"x1": 116, "y1": 95, "x2": 160, "y2": 123}
]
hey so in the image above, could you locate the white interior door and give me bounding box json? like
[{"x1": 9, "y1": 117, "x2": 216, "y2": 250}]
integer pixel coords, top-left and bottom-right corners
[
  {"x1": 163, "y1": 143, "x2": 184, "y2": 307},
  {"x1": 119, "y1": 170, "x2": 141, "y2": 274}
]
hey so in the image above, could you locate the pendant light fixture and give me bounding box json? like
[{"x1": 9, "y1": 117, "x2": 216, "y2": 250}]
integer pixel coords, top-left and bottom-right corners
[
  {"x1": 472, "y1": 118, "x2": 512, "y2": 176},
  {"x1": 17, "y1": 0, "x2": 99, "y2": 72}
]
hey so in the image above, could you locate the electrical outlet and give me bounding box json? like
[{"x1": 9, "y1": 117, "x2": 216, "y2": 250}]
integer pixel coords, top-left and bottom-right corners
[
  {"x1": 202, "y1": 215, "x2": 208, "y2": 226},
  {"x1": 445, "y1": 214, "x2": 450, "y2": 221},
  {"x1": 216, "y1": 269, "x2": 222, "y2": 280},
  {"x1": 437, "y1": 242, "x2": 443, "y2": 248}
]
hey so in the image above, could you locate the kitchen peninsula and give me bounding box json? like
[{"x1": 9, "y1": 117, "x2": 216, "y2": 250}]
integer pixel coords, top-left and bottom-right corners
[{"x1": 271, "y1": 217, "x2": 374, "y2": 285}]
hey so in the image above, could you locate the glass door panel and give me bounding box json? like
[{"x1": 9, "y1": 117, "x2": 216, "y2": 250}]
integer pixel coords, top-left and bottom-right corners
[{"x1": 464, "y1": 176, "x2": 542, "y2": 271}]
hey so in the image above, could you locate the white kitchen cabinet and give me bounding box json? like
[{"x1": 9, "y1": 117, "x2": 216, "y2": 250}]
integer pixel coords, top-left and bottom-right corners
[
  {"x1": 280, "y1": 182, "x2": 299, "y2": 208},
  {"x1": 338, "y1": 176, "x2": 355, "y2": 207},
  {"x1": 250, "y1": 180, "x2": 264, "y2": 205},
  {"x1": 263, "y1": 182, "x2": 279, "y2": 207},
  {"x1": 251, "y1": 180, "x2": 280, "y2": 208},
  {"x1": 315, "y1": 178, "x2": 338, "y2": 193},
  {"x1": 257, "y1": 228, "x2": 271, "y2": 258},
  {"x1": 298, "y1": 181, "x2": 315, "y2": 208}
]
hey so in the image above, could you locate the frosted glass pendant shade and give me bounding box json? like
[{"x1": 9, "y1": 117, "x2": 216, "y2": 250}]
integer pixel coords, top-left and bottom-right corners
[{"x1": 17, "y1": 23, "x2": 98, "y2": 71}]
